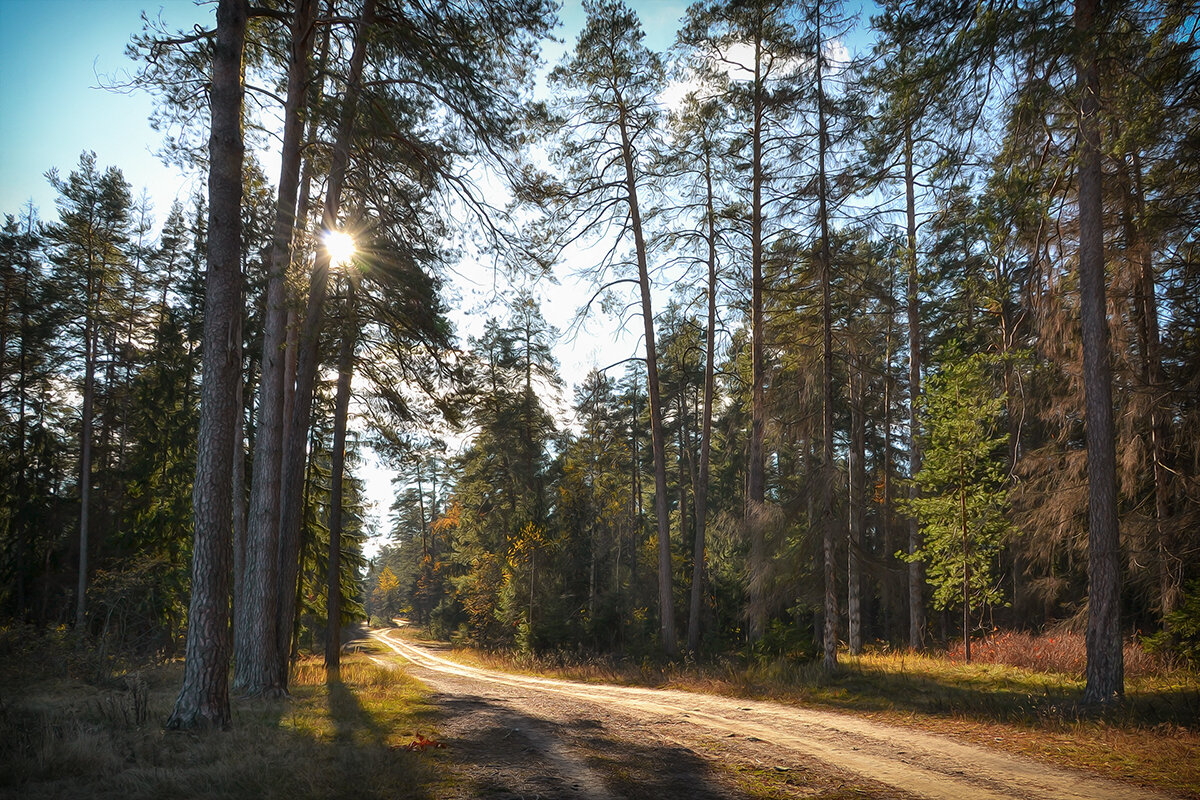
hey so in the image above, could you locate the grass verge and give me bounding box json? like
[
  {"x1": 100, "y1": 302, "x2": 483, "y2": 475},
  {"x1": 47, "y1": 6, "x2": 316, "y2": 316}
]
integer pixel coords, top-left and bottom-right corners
[
  {"x1": 0, "y1": 641, "x2": 446, "y2": 800},
  {"x1": 395, "y1": 628, "x2": 1200, "y2": 798}
]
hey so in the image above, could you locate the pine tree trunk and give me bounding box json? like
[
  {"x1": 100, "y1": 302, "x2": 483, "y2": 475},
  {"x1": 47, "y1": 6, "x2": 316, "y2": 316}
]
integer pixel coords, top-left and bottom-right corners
[
  {"x1": 235, "y1": 0, "x2": 317, "y2": 697},
  {"x1": 816, "y1": 3, "x2": 838, "y2": 673},
  {"x1": 848, "y1": 347, "x2": 865, "y2": 655},
  {"x1": 677, "y1": 395, "x2": 689, "y2": 596},
  {"x1": 1125, "y1": 150, "x2": 1176, "y2": 622},
  {"x1": 961, "y1": 474, "x2": 970, "y2": 663},
  {"x1": 1077, "y1": 0, "x2": 1123, "y2": 706},
  {"x1": 746, "y1": 28, "x2": 767, "y2": 644},
  {"x1": 617, "y1": 101, "x2": 677, "y2": 657},
  {"x1": 904, "y1": 116, "x2": 926, "y2": 651},
  {"x1": 629, "y1": 375, "x2": 641, "y2": 591},
  {"x1": 14, "y1": 232, "x2": 31, "y2": 617},
  {"x1": 75, "y1": 319, "x2": 97, "y2": 632},
  {"x1": 232, "y1": 332, "x2": 246, "y2": 622},
  {"x1": 688, "y1": 163, "x2": 718, "y2": 654},
  {"x1": 326, "y1": 281, "x2": 356, "y2": 682},
  {"x1": 276, "y1": 0, "x2": 374, "y2": 688},
  {"x1": 165, "y1": 0, "x2": 247, "y2": 730},
  {"x1": 882, "y1": 264, "x2": 899, "y2": 642}
]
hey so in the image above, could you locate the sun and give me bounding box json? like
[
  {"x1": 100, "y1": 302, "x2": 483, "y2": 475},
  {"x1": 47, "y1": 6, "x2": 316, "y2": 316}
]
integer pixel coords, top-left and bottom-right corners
[{"x1": 324, "y1": 230, "x2": 356, "y2": 269}]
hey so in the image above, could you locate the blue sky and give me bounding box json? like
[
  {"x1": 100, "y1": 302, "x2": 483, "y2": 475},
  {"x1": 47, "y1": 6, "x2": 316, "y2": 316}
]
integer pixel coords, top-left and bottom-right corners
[
  {"x1": 0, "y1": 0, "x2": 209, "y2": 220},
  {"x1": 0, "y1": 0, "x2": 684, "y2": 224},
  {"x1": 0, "y1": 0, "x2": 870, "y2": 224}
]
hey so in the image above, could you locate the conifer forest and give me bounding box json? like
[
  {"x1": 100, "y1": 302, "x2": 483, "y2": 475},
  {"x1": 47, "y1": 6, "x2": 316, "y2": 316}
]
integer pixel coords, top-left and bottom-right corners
[{"x1": 2, "y1": 0, "x2": 1200, "y2": 731}]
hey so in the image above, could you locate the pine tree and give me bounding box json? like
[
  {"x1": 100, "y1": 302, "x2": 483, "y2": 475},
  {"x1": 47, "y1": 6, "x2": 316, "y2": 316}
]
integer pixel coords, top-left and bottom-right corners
[
  {"x1": 235, "y1": 0, "x2": 318, "y2": 698},
  {"x1": 1075, "y1": 0, "x2": 1122, "y2": 706},
  {"x1": 0, "y1": 208, "x2": 66, "y2": 621},
  {"x1": 906, "y1": 348, "x2": 1012, "y2": 662},
  {"x1": 540, "y1": 0, "x2": 678, "y2": 655},
  {"x1": 44, "y1": 151, "x2": 134, "y2": 633},
  {"x1": 166, "y1": 0, "x2": 248, "y2": 731},
  {"x1": 678, "y1": 0, "x2": 806, "y2": 645}
]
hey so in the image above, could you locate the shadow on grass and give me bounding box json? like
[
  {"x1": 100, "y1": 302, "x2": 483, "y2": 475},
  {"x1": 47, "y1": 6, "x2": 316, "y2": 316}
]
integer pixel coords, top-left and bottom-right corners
[
  {"x1": 751, "y1": 657, "x2": 1200, "y2": 730},
  {"x1": 0, "y1": 653, "x2": 441, "y2": 800},
  {"x1": 328, "y1": 677, "x2": 389, "y2": 743}
]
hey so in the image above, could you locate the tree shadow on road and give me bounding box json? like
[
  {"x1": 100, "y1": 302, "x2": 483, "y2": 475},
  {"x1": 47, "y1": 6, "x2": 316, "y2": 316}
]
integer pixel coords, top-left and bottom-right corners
[{"x1": 430, "y1": 692, "x2": 789, "y2": 800}]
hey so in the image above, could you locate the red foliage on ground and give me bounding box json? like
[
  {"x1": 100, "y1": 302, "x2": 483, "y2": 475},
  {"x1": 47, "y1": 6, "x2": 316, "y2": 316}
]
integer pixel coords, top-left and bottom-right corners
[
  {"x1": 398, "y1": 734, "x2": 446, "y2": 752},
  {"x1": 948, "y1": 630, "x2": 1166, "y2": 678}
]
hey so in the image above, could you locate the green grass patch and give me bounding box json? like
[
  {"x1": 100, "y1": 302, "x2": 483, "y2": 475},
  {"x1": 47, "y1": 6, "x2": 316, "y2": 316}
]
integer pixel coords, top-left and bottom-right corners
[{"x1": 0, "y1": 647, "x2": 446, "y2": 800}]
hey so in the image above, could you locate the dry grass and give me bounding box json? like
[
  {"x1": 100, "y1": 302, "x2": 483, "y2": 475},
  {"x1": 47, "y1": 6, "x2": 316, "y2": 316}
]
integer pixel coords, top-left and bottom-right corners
[
  {"x1": 820, "y1": 649, "x2": 1200, "y2": 797},
  {"x1": 407, "y1": 629, "x2": 1200, "y2": 797},
  {"x1": 948, "y1": 629, "x2": 1167, "y2": 679},
  {"x1": 0, "y1": 645, "x2": 446, "y2": 800}
]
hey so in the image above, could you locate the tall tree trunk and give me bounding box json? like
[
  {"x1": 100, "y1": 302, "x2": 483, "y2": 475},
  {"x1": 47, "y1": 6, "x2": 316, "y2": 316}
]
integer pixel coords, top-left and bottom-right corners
[
  {"x1": 1125, "y1": 150, "x2": 1176, "y2": 622},
  {"x1": 232, "y1": 331, "x2": 246, "y2": 623},
  {"x1": 960, "y1": 456, "x2": 971, "y2": 662},
  {"x1": 904, "y1": 115, "x2": 926, "y2": 651},
  {"x1": 1077, "y1": 0, "x2": 1123, "y2": 705},
  {"x1": 688, "y1": 160, "x2": 718, "y2": 654},
  {"x1": 816, "y1": 3, "x2": 838, "y2": 673},
  {"x1": 276, "y1": 0, "x2": 374, "y2": 688},
  {"x1": 882, "y1": 261, "x2": 899, "y2": 642},
  {"x1": 235, "y1": 0, "x2": 317, "y2": 697},
  {"x1": 617, "y1": 101, "x2": 677, "y2": 657},
  {"x1": 677, "y1": 393, "x2": 689, "y2": 598},
  {"x1": 629, "y1": 372, "x2": 642, "y2": 591},
  {"x1": 746, "y1": 26, "x2": 767, "y2": 644},
  {"x1": 165, "y1": 0, "x2": 247, "y2": 730},
  {"x1": 325, "y1": 280, "x2": 356, "y2": 682},
  {"x1": 75, "y1": 319, "x2": 97, "y2": 632},
  {"x1": 848, "y1": 345, "x2": 865, "y2": 655},
  {"x1": 14, "y1": 223, "x2": 32, "y2": 617}
]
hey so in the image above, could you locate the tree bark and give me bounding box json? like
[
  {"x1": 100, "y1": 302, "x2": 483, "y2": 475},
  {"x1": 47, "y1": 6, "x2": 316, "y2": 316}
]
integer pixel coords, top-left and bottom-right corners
[
  {"x1": 848, "y1": 345, "x2": 865, "y2": 655},
  {"x1": 165, "y1": 0, "x2": 247, "y2": 731},
  {"x1": 14, "y1": 216, "x2": 33, "y2": 618},
  {"x1": 235, "y1": 0, "x2": 317, "y2": 698},
  {"x1": 1077, "y1": 0, "x2": 1123, "y2": 705},
  {"x1": 904, "y1": 115, "x2": 926, "y2": 651},
  {"x1": 276, "y1": 0, "x2": 374, "y2": 688},
  {"x1": 882, "y1": 260, "x2": 899, "y2": 642},
  {"x1": 688, "y1": 157, "x2": 718, "y2": 654},
  {"x1": 1124, "y1": 150, "x2": 1176, "y2": 622},
  {"x1": 617, "y1": 100, "x2": 677, "y2": 657},
  {"x1": 325, "y1": 279, "x2": 356, "y2": 682},
  {"x1": 816, "y1": 2, "x2": 838, "y2": 673},
  {"x1": 746, "y1": 23, "x2": 767, "y2": 645},
  {"x1": 75, "y1": 319, "x2": 97, "y2": 632},
  {"x1": 961, "y1": 461, "x2": 971, "y2": 663},
  {"x1": 232, "y1": 320, "x2": 246, "y2": 625}
]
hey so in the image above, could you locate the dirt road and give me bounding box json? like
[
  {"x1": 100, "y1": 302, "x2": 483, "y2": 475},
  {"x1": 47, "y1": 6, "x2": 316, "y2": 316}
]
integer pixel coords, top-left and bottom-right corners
[{"x1": 372, "y1": 628, "x2": 1172, "y2": 800}]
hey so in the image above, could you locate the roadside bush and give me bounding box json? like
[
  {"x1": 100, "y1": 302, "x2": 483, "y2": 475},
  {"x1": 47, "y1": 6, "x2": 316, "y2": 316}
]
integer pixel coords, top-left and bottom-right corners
[
  {"x1": 747, "y1": 618, "x2": 816, "y2": 664},
  {"x1": 1143, "y1": 580, "x2": 1200, "y2": 668},
  {"x1": 951, "y1": 629, "x2": 1169, "y2": 678}
]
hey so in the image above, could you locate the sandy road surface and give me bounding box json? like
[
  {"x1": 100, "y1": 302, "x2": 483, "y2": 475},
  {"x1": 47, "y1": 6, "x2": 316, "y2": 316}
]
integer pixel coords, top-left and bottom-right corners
[{"x1": 372, "y1": 628, "x2": 1172, "y2": 800}]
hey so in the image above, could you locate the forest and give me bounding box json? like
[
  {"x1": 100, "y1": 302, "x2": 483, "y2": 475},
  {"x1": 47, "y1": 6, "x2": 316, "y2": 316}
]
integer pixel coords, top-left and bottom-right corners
[{"x1": 1, "y1": 0, "x2": 1198, "y2": 732}]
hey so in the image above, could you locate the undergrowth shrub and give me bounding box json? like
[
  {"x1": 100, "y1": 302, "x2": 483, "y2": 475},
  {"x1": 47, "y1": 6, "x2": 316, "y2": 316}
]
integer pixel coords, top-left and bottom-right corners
[
  {"x1": 1144, "y1": 580, "x2": 1200, "y2": 668},
  {"x1": 950, "y1": 630, "x2": 1169, "y2": 678},
  {"x1": 747, "y1": 619, "x2": 817, "y2": 664}
]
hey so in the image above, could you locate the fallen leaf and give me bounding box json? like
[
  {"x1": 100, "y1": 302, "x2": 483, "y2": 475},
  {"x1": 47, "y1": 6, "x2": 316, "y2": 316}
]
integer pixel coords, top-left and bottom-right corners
[{"x1": 399, "y1": 734, "x2": 446, "y2": 752}]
